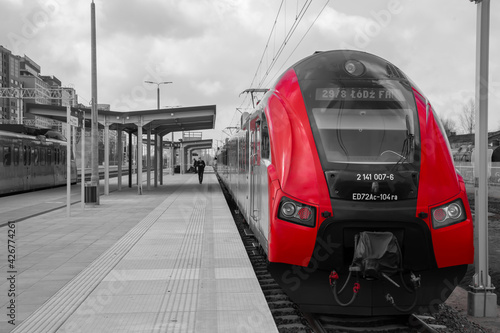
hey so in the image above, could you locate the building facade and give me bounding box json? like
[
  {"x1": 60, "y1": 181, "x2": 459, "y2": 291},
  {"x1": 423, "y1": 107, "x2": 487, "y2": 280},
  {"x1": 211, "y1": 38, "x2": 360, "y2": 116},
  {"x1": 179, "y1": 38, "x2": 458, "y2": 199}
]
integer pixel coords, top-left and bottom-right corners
[
  {"x1": 1, "y1": 47, "x2": 79, "y2": 125},
  {"x1": 20, "y1": 55, "x2": 50, "y2": 105},
  {"x1": 0, "y1": 45, "x2": 21, "y2": 122}
]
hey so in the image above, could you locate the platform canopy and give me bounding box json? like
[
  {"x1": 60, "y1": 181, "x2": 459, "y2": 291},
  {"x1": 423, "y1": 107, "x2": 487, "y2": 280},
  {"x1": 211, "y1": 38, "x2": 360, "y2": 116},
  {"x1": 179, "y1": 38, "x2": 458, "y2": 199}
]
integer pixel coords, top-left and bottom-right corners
[
  {"x1": 182, "y1": 139, "x2": 214, "y2": 150},
  {"x1": 25, "y1": 103, "x2": 216, "y2": 135}
]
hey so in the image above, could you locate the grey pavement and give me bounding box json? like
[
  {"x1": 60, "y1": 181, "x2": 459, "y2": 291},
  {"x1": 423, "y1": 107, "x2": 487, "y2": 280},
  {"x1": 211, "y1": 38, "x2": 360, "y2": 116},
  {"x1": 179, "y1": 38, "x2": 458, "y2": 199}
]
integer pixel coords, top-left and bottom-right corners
[
  {"x1": 1, "y1": 173, "x2": 183, "y2": 332},
  {"x1": 2, "y1": 169, "x2": 278, "y2": 333}
]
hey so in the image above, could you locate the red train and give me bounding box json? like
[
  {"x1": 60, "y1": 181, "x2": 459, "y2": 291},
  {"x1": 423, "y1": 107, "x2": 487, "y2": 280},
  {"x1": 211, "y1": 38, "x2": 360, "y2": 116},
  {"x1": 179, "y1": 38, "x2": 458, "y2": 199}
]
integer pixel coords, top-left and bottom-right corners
[
  {"x1": 216, "y1": 50, "x2": 473, "y2": 316},
  {"x1": 0, "y1": 124, "x2": 77, "y2": 196}
]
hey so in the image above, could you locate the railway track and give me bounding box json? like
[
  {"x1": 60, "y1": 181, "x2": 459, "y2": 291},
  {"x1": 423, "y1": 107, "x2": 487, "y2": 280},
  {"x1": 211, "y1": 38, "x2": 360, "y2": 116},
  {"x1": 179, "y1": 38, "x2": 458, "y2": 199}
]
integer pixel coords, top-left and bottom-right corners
[
  {"x1": 302, "y1": 312, "x2": 446, "y2": 333},
  {"x1": 0, "y1": 175, "x2": 124, "y2": 228}
]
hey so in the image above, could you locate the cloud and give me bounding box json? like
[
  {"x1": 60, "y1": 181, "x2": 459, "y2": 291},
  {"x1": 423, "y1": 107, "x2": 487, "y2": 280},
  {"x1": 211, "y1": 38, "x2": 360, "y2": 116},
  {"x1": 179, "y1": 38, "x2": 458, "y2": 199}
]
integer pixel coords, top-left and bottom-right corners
[
  {"x1": 100, "y1": 1, "x2": 208, "y2": 40},
  {"x1": 0, "y1": 0, "x2": 499, "y2": 137},
  {"x1": 192, "y1": 79, "x2": 223, "y2": 97}
]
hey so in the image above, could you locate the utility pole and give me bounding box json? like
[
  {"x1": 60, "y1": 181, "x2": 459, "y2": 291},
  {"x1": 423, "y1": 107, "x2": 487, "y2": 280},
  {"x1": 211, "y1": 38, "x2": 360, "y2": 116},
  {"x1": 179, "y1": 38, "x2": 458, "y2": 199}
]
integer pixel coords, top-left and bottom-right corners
[
  {"x1": 144, "y1": 81, "x2": 172, "y2": 184},
  {"x1": 467, "y1": 0, "x2": 496, "y2": 317},
  {"x1": 89, "y1": 0, "x2": 99, "y2": 204}
]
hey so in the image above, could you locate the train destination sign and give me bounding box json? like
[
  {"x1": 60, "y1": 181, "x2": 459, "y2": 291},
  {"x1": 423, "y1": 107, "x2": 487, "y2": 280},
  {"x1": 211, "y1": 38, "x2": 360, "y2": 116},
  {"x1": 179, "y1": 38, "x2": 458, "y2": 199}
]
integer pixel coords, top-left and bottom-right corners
[{"x1": 316, "y1": 87, "x2": 404, "y2": 101}]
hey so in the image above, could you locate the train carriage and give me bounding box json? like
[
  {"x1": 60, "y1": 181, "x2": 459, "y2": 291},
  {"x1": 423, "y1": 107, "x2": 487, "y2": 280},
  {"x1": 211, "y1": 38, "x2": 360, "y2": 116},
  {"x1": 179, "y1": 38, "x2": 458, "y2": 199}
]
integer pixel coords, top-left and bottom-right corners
[
  {"x1": 0, "y1": 124, "x2": 77, "y2": 196},
  {"x1": 217, "y1": 50, "x2": 474, "y2": 316}
]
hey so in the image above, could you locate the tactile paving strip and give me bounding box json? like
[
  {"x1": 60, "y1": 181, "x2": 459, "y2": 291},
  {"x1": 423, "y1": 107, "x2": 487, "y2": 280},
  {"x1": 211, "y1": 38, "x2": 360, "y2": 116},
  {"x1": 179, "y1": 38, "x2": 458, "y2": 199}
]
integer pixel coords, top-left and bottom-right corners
[
  {"x1": 11, "y1": 189, "x2": 184, "y2": 333},
  {"x1": 150, "y1": 192, "x2": 207, "y2": 330}
]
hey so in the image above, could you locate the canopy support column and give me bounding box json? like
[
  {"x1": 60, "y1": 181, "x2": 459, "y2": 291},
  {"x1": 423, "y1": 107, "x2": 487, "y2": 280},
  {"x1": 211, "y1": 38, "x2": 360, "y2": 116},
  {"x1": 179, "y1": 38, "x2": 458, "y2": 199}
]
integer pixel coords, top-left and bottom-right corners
[
  {"x1": 147, "y1": 126, "x2": 151, "y2": 191},
  {"x1": 137, "y1": 119, "x2": 143, "y2": 195},
  {"x1": 117, "y1": 125, "x2": 122, "y2": 191}
]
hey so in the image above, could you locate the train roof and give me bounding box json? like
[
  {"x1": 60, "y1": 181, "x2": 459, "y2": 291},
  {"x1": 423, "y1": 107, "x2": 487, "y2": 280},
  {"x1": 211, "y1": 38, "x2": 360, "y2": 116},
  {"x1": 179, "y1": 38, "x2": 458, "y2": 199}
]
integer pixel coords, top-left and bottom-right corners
[
  {"x1": 0, "y1": 124, "x2": 66, "y2": 140},
  {"x1": 291, "y1": 50, "x2": 409, "y2": 82}
]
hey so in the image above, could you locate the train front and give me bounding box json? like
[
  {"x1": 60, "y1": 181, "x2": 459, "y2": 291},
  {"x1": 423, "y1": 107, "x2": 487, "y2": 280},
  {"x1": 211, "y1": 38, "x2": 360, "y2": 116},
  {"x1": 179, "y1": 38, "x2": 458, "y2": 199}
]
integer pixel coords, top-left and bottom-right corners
[{"x1": 266, "y1": 50, "x2": 474, "y2": 316}]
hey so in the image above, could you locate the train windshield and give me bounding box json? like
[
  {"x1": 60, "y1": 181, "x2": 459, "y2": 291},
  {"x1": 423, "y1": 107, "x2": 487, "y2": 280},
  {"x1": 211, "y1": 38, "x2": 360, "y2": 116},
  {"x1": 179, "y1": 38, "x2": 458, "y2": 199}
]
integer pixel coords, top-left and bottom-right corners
[{"x1": 303, "y1": 79, "x2": 419, "y2": 165}]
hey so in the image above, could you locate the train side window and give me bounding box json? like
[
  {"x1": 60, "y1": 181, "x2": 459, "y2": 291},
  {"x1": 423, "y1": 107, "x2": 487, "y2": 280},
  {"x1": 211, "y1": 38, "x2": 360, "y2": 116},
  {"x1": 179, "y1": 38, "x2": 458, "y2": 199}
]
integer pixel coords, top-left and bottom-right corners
[
  {"x1": 62, "y1": 149, "x2": 66, "y2": 164},
  {"x1": 252, "y1": 120, "x2": 261, "y2": 166},
  {"x1": 245, "y1": 131, "x2": 249, "y2": 172},
  {"x1": 13, "y1": 147, "x2": 20, "y2": 166},
  {"x1": 3, "y1": 146, "x2": 11, "y2": 166},
  {"x1": 261, "y1": 113, "x2": 270, "y2": 160},
  {"x1": 47, "y1": 148, "x2": 52, "y2": 165},
  {"x1": 40, "y1": 148, "x2": 46, "y2": 166},
  {"x1": 239, "y1": 134, "x2": 245, "y2": 173},
  {"x1": 23, "y1": 146, "x2": 28, "y2": 165},
  {"x1": 34, "y1": 148, "x2": 39, "y2": 165}
]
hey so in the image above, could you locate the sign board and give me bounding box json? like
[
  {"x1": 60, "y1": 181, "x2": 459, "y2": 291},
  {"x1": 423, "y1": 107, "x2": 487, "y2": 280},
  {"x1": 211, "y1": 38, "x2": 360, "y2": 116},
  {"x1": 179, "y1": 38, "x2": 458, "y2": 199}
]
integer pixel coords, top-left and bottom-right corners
[
  {"x1": 69, "y1": 115, "x2": 79, "y2": 127},
  {"x1": 69, "y1": 109, "x2": 84, "y2": 128}
]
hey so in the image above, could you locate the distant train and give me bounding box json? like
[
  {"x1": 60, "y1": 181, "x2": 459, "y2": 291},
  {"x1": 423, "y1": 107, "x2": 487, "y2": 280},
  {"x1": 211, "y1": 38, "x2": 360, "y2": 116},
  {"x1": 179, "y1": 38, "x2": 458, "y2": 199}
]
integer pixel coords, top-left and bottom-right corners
[
  {"x1": 217, "y1": 50, "x2": 474, "y2": 315},
  {"x1": 0, "y1": 124, "x2": 77, "y2": 196}
]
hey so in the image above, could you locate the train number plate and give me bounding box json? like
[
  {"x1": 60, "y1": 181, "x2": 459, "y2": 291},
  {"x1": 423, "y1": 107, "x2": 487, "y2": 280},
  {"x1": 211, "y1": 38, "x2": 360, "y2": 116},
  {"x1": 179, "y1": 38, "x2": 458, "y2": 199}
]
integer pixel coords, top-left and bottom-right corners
[
  {"x1": 352, "y1": 193, "x2": 398, "y2": 201},
  {"x1": 356, "y1": 173, "x2": 394, "y2": 181}
]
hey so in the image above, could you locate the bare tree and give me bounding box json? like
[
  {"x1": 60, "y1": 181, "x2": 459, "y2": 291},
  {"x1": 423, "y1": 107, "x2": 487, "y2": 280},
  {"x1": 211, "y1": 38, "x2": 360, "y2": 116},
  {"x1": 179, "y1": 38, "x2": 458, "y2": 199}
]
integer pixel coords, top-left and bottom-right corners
[
  {"x1": 459, "y1": 98, "x2": 475, "y2": 134},
  {"x1": 442, "y1": 117, "x2": 458, "y2": 137}
]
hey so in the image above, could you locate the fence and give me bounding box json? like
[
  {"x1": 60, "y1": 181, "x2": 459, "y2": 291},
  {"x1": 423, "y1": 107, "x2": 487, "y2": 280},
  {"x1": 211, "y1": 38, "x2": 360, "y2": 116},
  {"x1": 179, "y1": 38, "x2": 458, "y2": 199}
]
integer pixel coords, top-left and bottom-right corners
[{"x1": 455, "y1": 161, "x2": 500, "y2": 185}]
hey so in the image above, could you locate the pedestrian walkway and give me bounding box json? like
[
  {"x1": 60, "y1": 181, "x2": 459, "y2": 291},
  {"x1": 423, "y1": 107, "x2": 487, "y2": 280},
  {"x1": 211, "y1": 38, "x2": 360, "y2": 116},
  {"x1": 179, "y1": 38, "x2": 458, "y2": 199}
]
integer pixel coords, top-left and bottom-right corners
[{"x1": 2, "y1": 169, "x2": 278, "y2": 333}]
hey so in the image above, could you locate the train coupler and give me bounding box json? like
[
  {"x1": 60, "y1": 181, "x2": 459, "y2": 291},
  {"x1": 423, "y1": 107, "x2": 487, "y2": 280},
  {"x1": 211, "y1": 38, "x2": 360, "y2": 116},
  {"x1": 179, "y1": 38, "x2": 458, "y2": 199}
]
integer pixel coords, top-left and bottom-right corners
[
  {"x1": 351, "y1": 231, "x2": 402, "y2": 280},
  {"x1": 329, "y1": 270, "x2": 339, "y2": 285},
  {"x1": 329, "y1": 269, "x2": 360, "y2": 307}
]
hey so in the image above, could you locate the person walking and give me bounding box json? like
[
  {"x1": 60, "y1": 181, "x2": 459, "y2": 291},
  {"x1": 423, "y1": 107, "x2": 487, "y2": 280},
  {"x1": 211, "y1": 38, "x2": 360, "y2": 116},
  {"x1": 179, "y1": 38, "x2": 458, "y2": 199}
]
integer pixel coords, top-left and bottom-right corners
[
  {"x1": 193, "y1": 158, "x2": 198, "y2": 173},
  {"x1": 197, "y1": 158, "x2": 206, "y2": 184}
]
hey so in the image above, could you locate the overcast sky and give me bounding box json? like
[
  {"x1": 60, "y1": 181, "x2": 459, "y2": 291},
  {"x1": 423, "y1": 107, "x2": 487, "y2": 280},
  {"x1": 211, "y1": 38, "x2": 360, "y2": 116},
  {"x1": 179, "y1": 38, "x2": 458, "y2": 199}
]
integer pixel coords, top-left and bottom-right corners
[{"x1": 1, "y1": 0, "x2": 499, "y2": 143}]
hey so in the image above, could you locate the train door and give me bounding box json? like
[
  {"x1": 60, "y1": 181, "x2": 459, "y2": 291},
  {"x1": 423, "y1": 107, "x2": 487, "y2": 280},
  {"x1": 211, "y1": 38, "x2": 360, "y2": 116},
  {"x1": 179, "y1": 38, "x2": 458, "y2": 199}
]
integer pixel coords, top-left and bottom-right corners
[
  {"x1": 242, "y1": 129, "x2": 250, "y2": 218},
  {"x1": 249, "y1": 115, "x2": 262, "y2": 236},
  {"x1": 259, "y1": 113, "x2": 270, "y2": 242},
  {"x1": 23, "y1": 141, "x2": 32, "y2": 191}
]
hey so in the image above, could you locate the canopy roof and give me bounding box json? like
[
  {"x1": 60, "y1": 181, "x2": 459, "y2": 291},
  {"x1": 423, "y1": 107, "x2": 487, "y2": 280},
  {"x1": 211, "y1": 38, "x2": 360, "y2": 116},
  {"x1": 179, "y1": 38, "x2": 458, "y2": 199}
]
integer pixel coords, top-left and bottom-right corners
[{"x1": 26, "y1": 103, "x2": 216, "y2": 136}]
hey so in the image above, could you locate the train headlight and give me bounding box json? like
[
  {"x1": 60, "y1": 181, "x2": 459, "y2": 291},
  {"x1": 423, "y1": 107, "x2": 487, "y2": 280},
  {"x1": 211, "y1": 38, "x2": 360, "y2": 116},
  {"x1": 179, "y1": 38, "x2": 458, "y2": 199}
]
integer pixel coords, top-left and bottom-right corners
[
  {"x1": 447, "y1": 203, "x2": 462, "y2": 219},
  {"x1": 344, "y1": 60, "x2": 365, "y2": 76},
  {"x1": 281, "y1": 202, "x2": 296, "y2": 217},
  {"x1": 431, "y1": 199, "x2": 466, "y2": 229},
  {"x1": 278, "y1": 197, "x2": 316, "y2": 227}
]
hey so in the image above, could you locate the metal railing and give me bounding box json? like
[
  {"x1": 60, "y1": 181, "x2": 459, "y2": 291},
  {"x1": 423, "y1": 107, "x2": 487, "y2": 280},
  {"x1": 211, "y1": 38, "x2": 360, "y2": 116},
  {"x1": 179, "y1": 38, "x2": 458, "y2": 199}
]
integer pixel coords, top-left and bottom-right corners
[{"x1": 455, "y1": 161, "x2": 500, "y2": 185}]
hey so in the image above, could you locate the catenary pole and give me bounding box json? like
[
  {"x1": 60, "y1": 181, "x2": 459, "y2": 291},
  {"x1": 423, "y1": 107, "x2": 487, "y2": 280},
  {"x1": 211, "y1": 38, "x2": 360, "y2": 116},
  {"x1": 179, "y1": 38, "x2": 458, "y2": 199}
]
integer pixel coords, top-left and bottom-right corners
[
  {"x1": 90, "y1": 0, "x2": 99, "y2": 204},
  {"x1": 468, "y1": 0, "x2": 497, "y2": 317}
]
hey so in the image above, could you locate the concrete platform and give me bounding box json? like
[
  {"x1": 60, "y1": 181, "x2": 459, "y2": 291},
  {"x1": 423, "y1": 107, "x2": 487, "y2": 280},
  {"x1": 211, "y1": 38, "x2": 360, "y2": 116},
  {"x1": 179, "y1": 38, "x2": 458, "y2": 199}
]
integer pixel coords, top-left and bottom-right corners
[
  {"x1": 3, "y1": 169, "x2": 278, "y2": 333},
  {"x1": 446, "y1": 285, "x2": 500, "y2": 332}
]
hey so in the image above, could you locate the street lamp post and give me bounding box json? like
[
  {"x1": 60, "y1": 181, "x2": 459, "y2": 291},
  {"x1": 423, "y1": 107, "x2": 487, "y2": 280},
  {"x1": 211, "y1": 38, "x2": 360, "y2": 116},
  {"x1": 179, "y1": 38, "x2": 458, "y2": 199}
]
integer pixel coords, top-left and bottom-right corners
[
  {"x1": 144, "y1": 81, "x2": 173, "y2": 181},
  {"x1": 145, "y1": 81, "x2": 172, "y2": 109}
]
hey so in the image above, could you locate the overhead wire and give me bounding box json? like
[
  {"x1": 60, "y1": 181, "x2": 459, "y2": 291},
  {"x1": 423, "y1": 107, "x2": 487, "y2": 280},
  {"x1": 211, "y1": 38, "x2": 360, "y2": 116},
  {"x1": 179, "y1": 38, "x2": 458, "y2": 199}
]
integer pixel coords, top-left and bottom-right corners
[
  {"x1": 235, "y1": 0, "x2": 329, "y2": 128},
  {"x1": 231, "y1": 0, "x2": 285, "y2": 129},
  {"x1": 248, "y1": 0, "x2": 286, "y2": 90},
  {"x1": 263, "y1": 0, "x2": 331, "y2": 88},
  {"x1": 256, "y1": 0, "x2": 313, "y2": 89}
]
